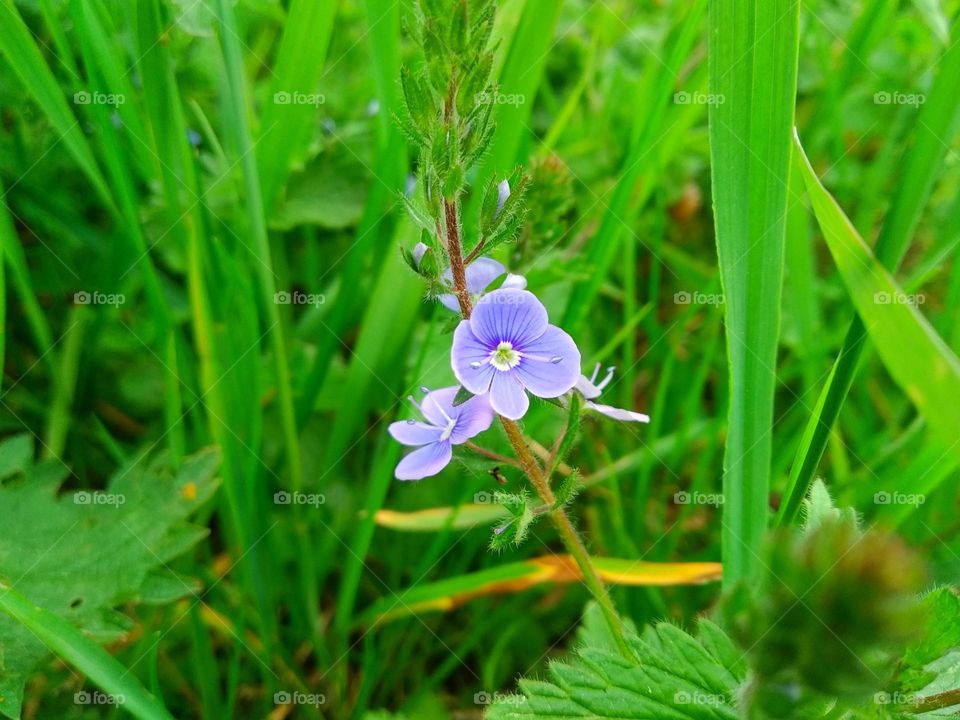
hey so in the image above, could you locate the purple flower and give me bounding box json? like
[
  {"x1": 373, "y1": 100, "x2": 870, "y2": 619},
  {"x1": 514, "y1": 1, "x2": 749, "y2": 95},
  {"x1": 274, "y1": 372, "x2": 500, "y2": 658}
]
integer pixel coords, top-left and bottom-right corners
[
  {"x1": 388, "y1": 386, "x2": 494, "y2": 480},
  {"x1": 438, "y1": 257, "x2": 526, "y2": 312},
  {"x1": 451, "y1": 288, "x2": 581, "y2": 420},
  {"x1": 575, "y1": 364, "x2": 650, "y2": 423}
]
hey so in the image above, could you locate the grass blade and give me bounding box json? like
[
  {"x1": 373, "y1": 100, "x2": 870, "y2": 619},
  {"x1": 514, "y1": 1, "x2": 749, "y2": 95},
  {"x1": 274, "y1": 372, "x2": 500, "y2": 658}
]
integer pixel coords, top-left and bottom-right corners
[
  {"x1": 708, "y1": 0, "x2": 800, "y2": 583},
  {"x1": 361, "y1": 555, "x2": 722, "y2": 625},
  {"x1": 0, "y1": 582, "x2": 174, "y2": 720},
  {"x1": 258, "y1": 0, "x2": 337, "y2": 214},
  {"x1": 792, "y1": 132, "x2": 960, "y2": 469},
  {"x1": 777, "y1": 27, "x2": 960, "y2": 525},
  {"x1": 0, "y1": 0, "x2": 112, "y2": 210}
]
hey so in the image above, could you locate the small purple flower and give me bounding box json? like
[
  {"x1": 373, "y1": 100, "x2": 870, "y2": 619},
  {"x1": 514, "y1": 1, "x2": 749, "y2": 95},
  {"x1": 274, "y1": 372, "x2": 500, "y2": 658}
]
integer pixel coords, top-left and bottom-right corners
[
  {"x1": 575, "y1": 364, "x2": 650, "y2": 423},
  {"x1": 451, "y1": 288, "x2": 581, "y2": 420},
  {"x1": 438, "y1": 257, "x2": 526, "y2": 312},
  {"x1": 388, "y1": 386, "x2": 494, "y2": 480}
]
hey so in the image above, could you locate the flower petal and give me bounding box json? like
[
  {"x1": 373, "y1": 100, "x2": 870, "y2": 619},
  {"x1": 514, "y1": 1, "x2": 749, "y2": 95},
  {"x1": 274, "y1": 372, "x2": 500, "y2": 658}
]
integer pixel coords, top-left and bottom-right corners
[
  {"x1": 502, "y1": 273, "x2": 527, "y2": 290},
  {"x1": 420, "y1": 386, "x2": 458, "y2": 427},
  {"x1": 489, "y1": 371, "x2": 529, "y2": 419},
  {"x1": 450, "y1": 393, "x2": 495, "y2": 444},
  {"x1": 441, "y1": 257, "x2": 505, "y2": 294},
  {"x1": 465, "y1": 257, "x2": 506, "y2": 295},
  {"x1": 470, "y1": 289, "x2": 548, "y2": 347},
  {"x1": 438, "y1": 293, "x2": 461, "y2": 312},
  {"x1": 575, "y1": 374, "x2": 602, "y2": 400},
  {"x1": 451, "y1": 321, "x2": 496, "y2": 394},
  {"x1": 586, "y1": 401, "x2": 650, "y2": 423},
  {"x1": 515, "y1": 325, "x2": 581, "y2": 398},
  {"x1": 394, "y1": 441, "x2": 453, "y2": 480},
  {"x1": 389, "y1": 420, "x2": 443, "y2": 446}
]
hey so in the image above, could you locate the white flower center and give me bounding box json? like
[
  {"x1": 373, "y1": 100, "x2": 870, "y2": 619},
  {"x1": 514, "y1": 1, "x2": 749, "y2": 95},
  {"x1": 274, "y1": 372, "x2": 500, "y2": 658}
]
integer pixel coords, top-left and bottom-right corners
[
  {"x1": 490, "y1": 341, "x2": 521, "y2": 371},
  {"x1": 440, "y1": 417, "x2": 456, "y2": 441}
]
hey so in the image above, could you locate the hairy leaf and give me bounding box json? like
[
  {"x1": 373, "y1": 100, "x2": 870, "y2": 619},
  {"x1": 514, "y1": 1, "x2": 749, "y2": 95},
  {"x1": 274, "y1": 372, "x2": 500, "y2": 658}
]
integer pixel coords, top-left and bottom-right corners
[{"x1": 0, "y1": 436, "x2": 219, "y2": 719}]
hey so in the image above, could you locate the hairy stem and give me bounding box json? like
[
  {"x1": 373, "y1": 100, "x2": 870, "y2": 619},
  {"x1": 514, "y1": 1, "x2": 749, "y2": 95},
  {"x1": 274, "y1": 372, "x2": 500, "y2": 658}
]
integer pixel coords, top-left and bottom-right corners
[
  {"x1": 440, "y1": 189, "x2": 631, "y2": 659},
  {"x1": 498, "y1": 417, "x2": 633, "y2": 659},
  {"x1": 443, "y1": 199, "x2": 473, "y2": 317}
]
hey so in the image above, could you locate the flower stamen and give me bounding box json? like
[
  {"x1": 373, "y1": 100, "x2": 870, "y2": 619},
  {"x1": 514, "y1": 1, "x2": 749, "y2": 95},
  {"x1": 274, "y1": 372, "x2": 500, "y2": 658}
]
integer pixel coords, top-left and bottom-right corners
[{"x1": 489, "y1": 341, "x2": 521, "y2": 371}]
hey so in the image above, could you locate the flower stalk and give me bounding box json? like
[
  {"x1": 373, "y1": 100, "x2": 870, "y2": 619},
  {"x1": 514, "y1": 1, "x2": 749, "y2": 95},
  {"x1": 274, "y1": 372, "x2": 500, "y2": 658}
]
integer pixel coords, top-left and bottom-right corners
[{"x1": 444, "y1": 201, "x2": 633, "y2": 660}]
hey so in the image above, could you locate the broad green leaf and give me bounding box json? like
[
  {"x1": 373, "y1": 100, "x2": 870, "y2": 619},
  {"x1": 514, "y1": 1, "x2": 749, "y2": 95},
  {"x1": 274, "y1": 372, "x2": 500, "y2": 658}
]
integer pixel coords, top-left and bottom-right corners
[
  {"x1": 793, "y1": 133, "x2": 960, "y2": 469},
  {"x1": 708, "y1": 0, "x2": 800, "y2": 584},
  {"x1": 486, "y1": 608, "x2": 745, "y2": 719},
  {"x1": 361, "y1": 555, "x2": 721, "y2": 625},
  {"x1": 0, "y1": 437, "x2": 219, "y2": 719}
]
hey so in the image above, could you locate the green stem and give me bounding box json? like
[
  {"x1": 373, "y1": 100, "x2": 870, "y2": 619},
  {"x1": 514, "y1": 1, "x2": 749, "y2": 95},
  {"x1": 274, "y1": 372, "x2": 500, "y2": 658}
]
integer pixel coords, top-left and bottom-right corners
[{"x1": 499, "y1": 417, "x2": 633, "y2": 660}]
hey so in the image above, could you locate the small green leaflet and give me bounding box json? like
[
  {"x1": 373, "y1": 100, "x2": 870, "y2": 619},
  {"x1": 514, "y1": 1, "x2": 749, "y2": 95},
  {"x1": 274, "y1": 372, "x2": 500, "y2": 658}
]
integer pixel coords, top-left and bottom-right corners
[{"x1": 0, "y1": 436, "x2": 219, "y2": 719}]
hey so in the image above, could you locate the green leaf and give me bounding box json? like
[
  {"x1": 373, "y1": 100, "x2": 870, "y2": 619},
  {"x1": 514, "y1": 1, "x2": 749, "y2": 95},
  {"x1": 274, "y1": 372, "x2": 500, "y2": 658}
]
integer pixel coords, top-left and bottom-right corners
[
  {"x1": 708, "y1": 0, "x2": 800, "y2": 585},
  {"x1": 269, "y1": 144, "x2": 371, "y2": 231},
  {"x1": 793, "y1": 132, "x2": 960, "y2": 471},
  {"x1": 486, "y1": 612, "x2": 745, "y2": 718},
  {"x1": 800, "y1": 479, "x2": 858, "y2": 535},
  {"x1": 777, "y1": 25, "x2": 960, "y2": 526},
  {"x1": 897, "y1": 588, "x2": 960, "y2": 694},
  {"x1": 452, "y1": 385, "x2": 476, "y2": 407},
  {"x1": 0, "y1": 436, "x2": 219, "y2": 719}
]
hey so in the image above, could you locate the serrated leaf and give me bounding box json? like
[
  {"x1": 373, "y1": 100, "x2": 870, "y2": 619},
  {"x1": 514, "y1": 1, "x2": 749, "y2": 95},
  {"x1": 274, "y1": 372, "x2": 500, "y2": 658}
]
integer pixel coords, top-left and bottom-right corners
[
  {"x1": 0, "y1": 436, "x2": 219, "y2": 719},
  {"x1": 486, "y1": 612, "x2": 745, "y2": 719},
  {"x1": 897, "y1": 588, "x2": 960, "y2": 694}
]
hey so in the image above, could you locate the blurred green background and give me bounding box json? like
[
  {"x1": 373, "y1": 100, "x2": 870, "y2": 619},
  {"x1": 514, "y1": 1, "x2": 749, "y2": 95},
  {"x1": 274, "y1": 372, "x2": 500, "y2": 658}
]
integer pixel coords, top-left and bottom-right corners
[{"x1": 1, "y1": 0, "x2": 959, "y2": 717}]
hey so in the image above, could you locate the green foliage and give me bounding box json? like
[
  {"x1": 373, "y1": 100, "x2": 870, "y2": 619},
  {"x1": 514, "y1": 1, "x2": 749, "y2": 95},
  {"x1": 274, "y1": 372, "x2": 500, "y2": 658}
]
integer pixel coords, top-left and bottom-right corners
[
  {"x1": 489, "y1": 490, "x2": 537, "y2": 551},
  {"x1": 486, "y1": 604, "x2": 746, "y2": 719},
  {"x1": 708, "y1": 0, "x2": 801, "y2": 585},
  {"x1": 0, "y1": 436, "x2": 219, "y2": 718}
]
